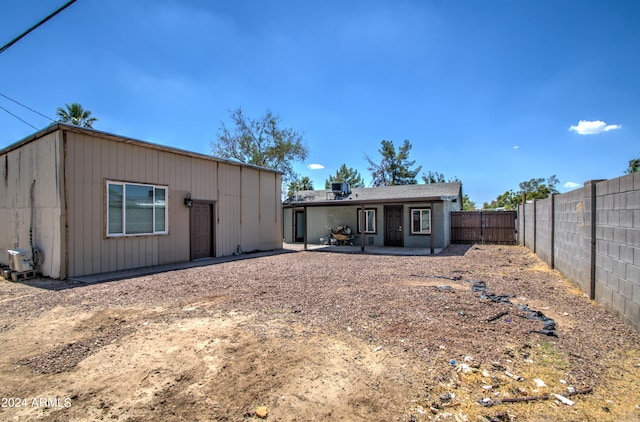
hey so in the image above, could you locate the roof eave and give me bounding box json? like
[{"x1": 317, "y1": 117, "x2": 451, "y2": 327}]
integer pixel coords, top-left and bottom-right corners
[
  {"x1": 283, "y1": 195, "x2": 450, "y2": 208},
  {"x1": 1, "y1": 123, "x2": 283, "y2": 175}
]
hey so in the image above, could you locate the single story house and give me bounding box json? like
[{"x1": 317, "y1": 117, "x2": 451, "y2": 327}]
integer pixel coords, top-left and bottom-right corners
[
  {"x1": 282, "y1": 182, "x2": 462, "y2": 253},
  {"x1": 0, "y1": 123, "x2": 282, "y2": 279}
]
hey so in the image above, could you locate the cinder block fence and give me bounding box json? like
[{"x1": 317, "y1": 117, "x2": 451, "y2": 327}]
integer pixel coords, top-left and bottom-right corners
[{"x1": 518, "y1": 173, "x2": 640, "y2": 331}]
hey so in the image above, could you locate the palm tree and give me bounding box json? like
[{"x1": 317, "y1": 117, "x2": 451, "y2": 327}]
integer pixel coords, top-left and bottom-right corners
[
  {"x1": 286, "y1": 176, "x2": 314, "y2": 198},
  {"x1": 55, "y1": 103, "x2": 98, "y2": 128}
]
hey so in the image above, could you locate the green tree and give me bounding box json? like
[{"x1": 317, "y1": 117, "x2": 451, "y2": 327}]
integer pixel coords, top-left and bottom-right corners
[
  {"x1": 286, "y1": 175, "x2": 313, "y2": 198},
  {"x1": 463, "y1": 194, "x2": 476, "y2": 211},
  {"x1": 625, "y1": 157, "x2": 640, "y2": 174},
  {"x1": 55, "y1": 102, "x2": 98, "y2": 128},
  {"x1": 421, "y1": 171, "x2": 461, "y2": 184},
  {"x1": 212, "y1": 108, "x2": 308, "y2": 183},
  {"x1": 324, "y1": 164, "x2": 365, "y2": 189},
  {"x1": 483, "y1": 190, "x2": 520, "y2": 210},
  {"x1": 365, "y1": 139, "x2": 422, "y2": 187},
  {"x1": 483, "y1": 175, "x2": 560, "y2": 210},
  {"x1": 518, "y1": 175, "x2": 559, "y2": 200}
]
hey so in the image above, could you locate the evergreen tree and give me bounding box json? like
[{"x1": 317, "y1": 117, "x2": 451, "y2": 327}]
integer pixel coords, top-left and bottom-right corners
[
  {"x1": 365, "y1": 140, "x2": 422, "y2": 186},
  {"x1": 626, "y1": 157, "x2": 640, "y2": 174},
  {"x1": 325, "y1": 164, "x2": 365, "y2": 189}
]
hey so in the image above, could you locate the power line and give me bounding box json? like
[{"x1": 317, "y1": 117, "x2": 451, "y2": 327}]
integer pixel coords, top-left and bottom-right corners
[
  {"x1": 0, "y1": 105, "x2": 39, "y2": 130},
  {"x1": 0, "y1": 0, "x2": 78, "y2": 55},
  {"x1": 0, "y1": 92, "x2": 55, "y2": 122}
]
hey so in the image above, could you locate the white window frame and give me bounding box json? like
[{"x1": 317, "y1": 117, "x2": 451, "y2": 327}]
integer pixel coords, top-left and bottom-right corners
[
  {"x1": 357, "y1": 208, "x2": 377, "y2": 234},
  {"x1": 106, "y1": 181, "x2": 169, "y2": 237},
  {"x1": 411, "y1": 208, "x2": 431, "y2": 234}
]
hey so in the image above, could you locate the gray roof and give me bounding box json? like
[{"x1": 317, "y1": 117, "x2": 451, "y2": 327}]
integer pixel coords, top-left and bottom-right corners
[{"x1": 284, "y1": 183, "x2": 462, "y2": 207}]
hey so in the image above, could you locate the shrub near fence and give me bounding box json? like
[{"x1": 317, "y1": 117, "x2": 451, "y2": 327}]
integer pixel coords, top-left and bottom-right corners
[{"x1": 518, "y1": 173, "x2": 640, "y2": 331}]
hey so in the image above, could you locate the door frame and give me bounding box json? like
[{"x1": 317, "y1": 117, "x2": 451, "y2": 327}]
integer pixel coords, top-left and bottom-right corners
[
  {"x1": 384, "y1": 205, "x2": 404, "y2": 247},
  {"x1": 293, "y1": 209, "x2": 305, "y2": 243},
  {"x1": 189, "y1": 200, "x2": 216, "y2": 260}
]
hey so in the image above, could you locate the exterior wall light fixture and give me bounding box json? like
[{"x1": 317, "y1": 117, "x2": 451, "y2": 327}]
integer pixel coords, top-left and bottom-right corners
[{"x1": 184, "y1": 193, "x2": 193, "y2": 208}]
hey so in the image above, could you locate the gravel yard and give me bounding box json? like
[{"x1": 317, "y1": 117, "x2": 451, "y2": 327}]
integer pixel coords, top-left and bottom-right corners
[{"x1": 1, "y1": 244, "x2": 639, "y2": 421}]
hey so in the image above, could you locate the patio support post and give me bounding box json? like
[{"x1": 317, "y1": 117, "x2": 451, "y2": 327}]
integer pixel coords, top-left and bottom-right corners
[
  {"x1": 360, "y1": 204, "x2": 366, "y2": 252},
  {"x1": 430, "y1": 201, "x2": 435, "y2": 254},
  {"x1": 303, "y1": 206, "x2": 308, "y2": 251}
]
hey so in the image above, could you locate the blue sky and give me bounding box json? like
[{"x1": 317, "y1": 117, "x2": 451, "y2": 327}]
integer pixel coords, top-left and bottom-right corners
[{"x1": 1, "y1": 0, "x2": 638, "y2": 205}]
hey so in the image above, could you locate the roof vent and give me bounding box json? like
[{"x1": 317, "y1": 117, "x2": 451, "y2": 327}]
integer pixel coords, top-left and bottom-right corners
[{"x1": 331, "y1": 182, "x2": 351, "y2": 198}]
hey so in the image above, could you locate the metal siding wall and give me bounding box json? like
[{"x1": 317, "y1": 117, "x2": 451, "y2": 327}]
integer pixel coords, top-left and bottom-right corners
[
  {"x1": 0, "y1": 133, "x2": 64, "y2": 278},
  {"x1": 65, "y1": 132, "x2": 229, "y2": 277},
  {"x1": 63, "y1": 130, "x2": 280, "y2": 275},
  {"x1": 242, "y1": 169, "x2": 260, "y2": 251},
  {"x1": 259, "y1": 172, "x2": 281, "y2": 250},
  {"x1": 217, "y1": 163, "x2": 241, "y2": 256}
]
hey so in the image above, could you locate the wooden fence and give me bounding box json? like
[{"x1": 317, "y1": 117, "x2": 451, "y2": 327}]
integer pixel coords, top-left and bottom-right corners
[{"x1": 450, "y1": 211, "x2": 517, "y2": 244}]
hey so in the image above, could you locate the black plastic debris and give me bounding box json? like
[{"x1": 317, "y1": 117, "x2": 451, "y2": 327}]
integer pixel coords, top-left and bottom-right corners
[
  {"x1": 484, "y1": 413, "x2": 510, "y2": 421},
  {"x1": 471, "y1": 280, "x2": 487, "y2": 292},
  {"x1": 487, "y1": 311, "x2": 509, "y2": 322},
  {"x1": 471, "y1": 280, "x2": 513, "y2": 304},
  {"x1": 484, "y1": 294, "x2": 514, "y2": 304},
  {"x1": 411, "y1": 274, "x2": 462, "y2": 281},
  {"x1": 440, "y1": 392, "x2": 454, "y2": 402},
  {"x1": 518, "y1": 304, "x2": 558, "y2": 337}
]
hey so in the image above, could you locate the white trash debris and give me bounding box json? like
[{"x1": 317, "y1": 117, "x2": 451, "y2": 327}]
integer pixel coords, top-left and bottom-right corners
[
  {"x1": 553, "y1": 394, "x2": 575, "y2": 406},
  {"x1": 533, "y1": 378, "x2": 547, "y2": 387}
]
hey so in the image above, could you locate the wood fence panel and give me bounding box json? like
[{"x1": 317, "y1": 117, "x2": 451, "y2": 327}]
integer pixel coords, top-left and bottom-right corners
[
  {"x1": 482, "y1": 211, "x2": 517, "y2": 244},
  {"x1": 450, "y1": 212, "x2": 482, "y2": 243},
  {"x1": 451, "y1": 211, "x2": 516, "y2": 244}
]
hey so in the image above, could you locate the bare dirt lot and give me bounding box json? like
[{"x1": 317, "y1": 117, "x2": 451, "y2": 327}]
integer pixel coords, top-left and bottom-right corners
[{"x1": 1, "y1": 245, "x2": 639, "y2": 421}]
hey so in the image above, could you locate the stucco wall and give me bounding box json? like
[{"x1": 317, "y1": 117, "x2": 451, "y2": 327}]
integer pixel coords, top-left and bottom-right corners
[{"x1": 284, "y1": 200, "x2": 457, "y2": 249}]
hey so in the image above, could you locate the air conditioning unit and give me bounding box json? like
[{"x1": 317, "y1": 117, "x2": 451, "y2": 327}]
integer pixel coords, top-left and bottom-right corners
[
  {"x1": 331, "y1": 182, "x2": 351, "y2": 197},
  {"x1": 8, "y1": 249, "x2": 32, "y2": 272}
]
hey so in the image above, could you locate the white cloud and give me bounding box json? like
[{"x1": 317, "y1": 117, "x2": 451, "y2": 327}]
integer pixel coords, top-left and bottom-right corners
[
  {"x1": 513, "y1": 145, "x2": 520, "y2": 150},
  {"x1": 564, "y1": 182, "x2": 580, "y2": 189},
  {"x1": 569, "y1": 120, "x2": 621, "y2": 135},
  {"x1": 307, "y1": 164, "x2": 325, "y2": 170}
]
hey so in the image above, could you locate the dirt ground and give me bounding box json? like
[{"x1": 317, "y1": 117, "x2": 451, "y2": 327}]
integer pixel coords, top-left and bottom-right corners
[{"x1": 1, "y1": 244, "x2": 639, "y2": 421}]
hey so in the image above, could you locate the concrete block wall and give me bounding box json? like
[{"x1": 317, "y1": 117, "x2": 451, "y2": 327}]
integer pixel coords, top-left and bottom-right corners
[
  {"x1": 519, "y1": 173, "x2": 640, "y2": 331},
  {"x1": 534, "y1": 197, "x2": 553, "y2": 266},
  {"x1": 552, "y1": 187, "x2": 591, "y2": 293},
  {"x1": 523, "y1": 201, "x2": 535, "y2": 251},
  {"x1": 594, "y1": 174, "x2": 640, "y2": 328}
]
